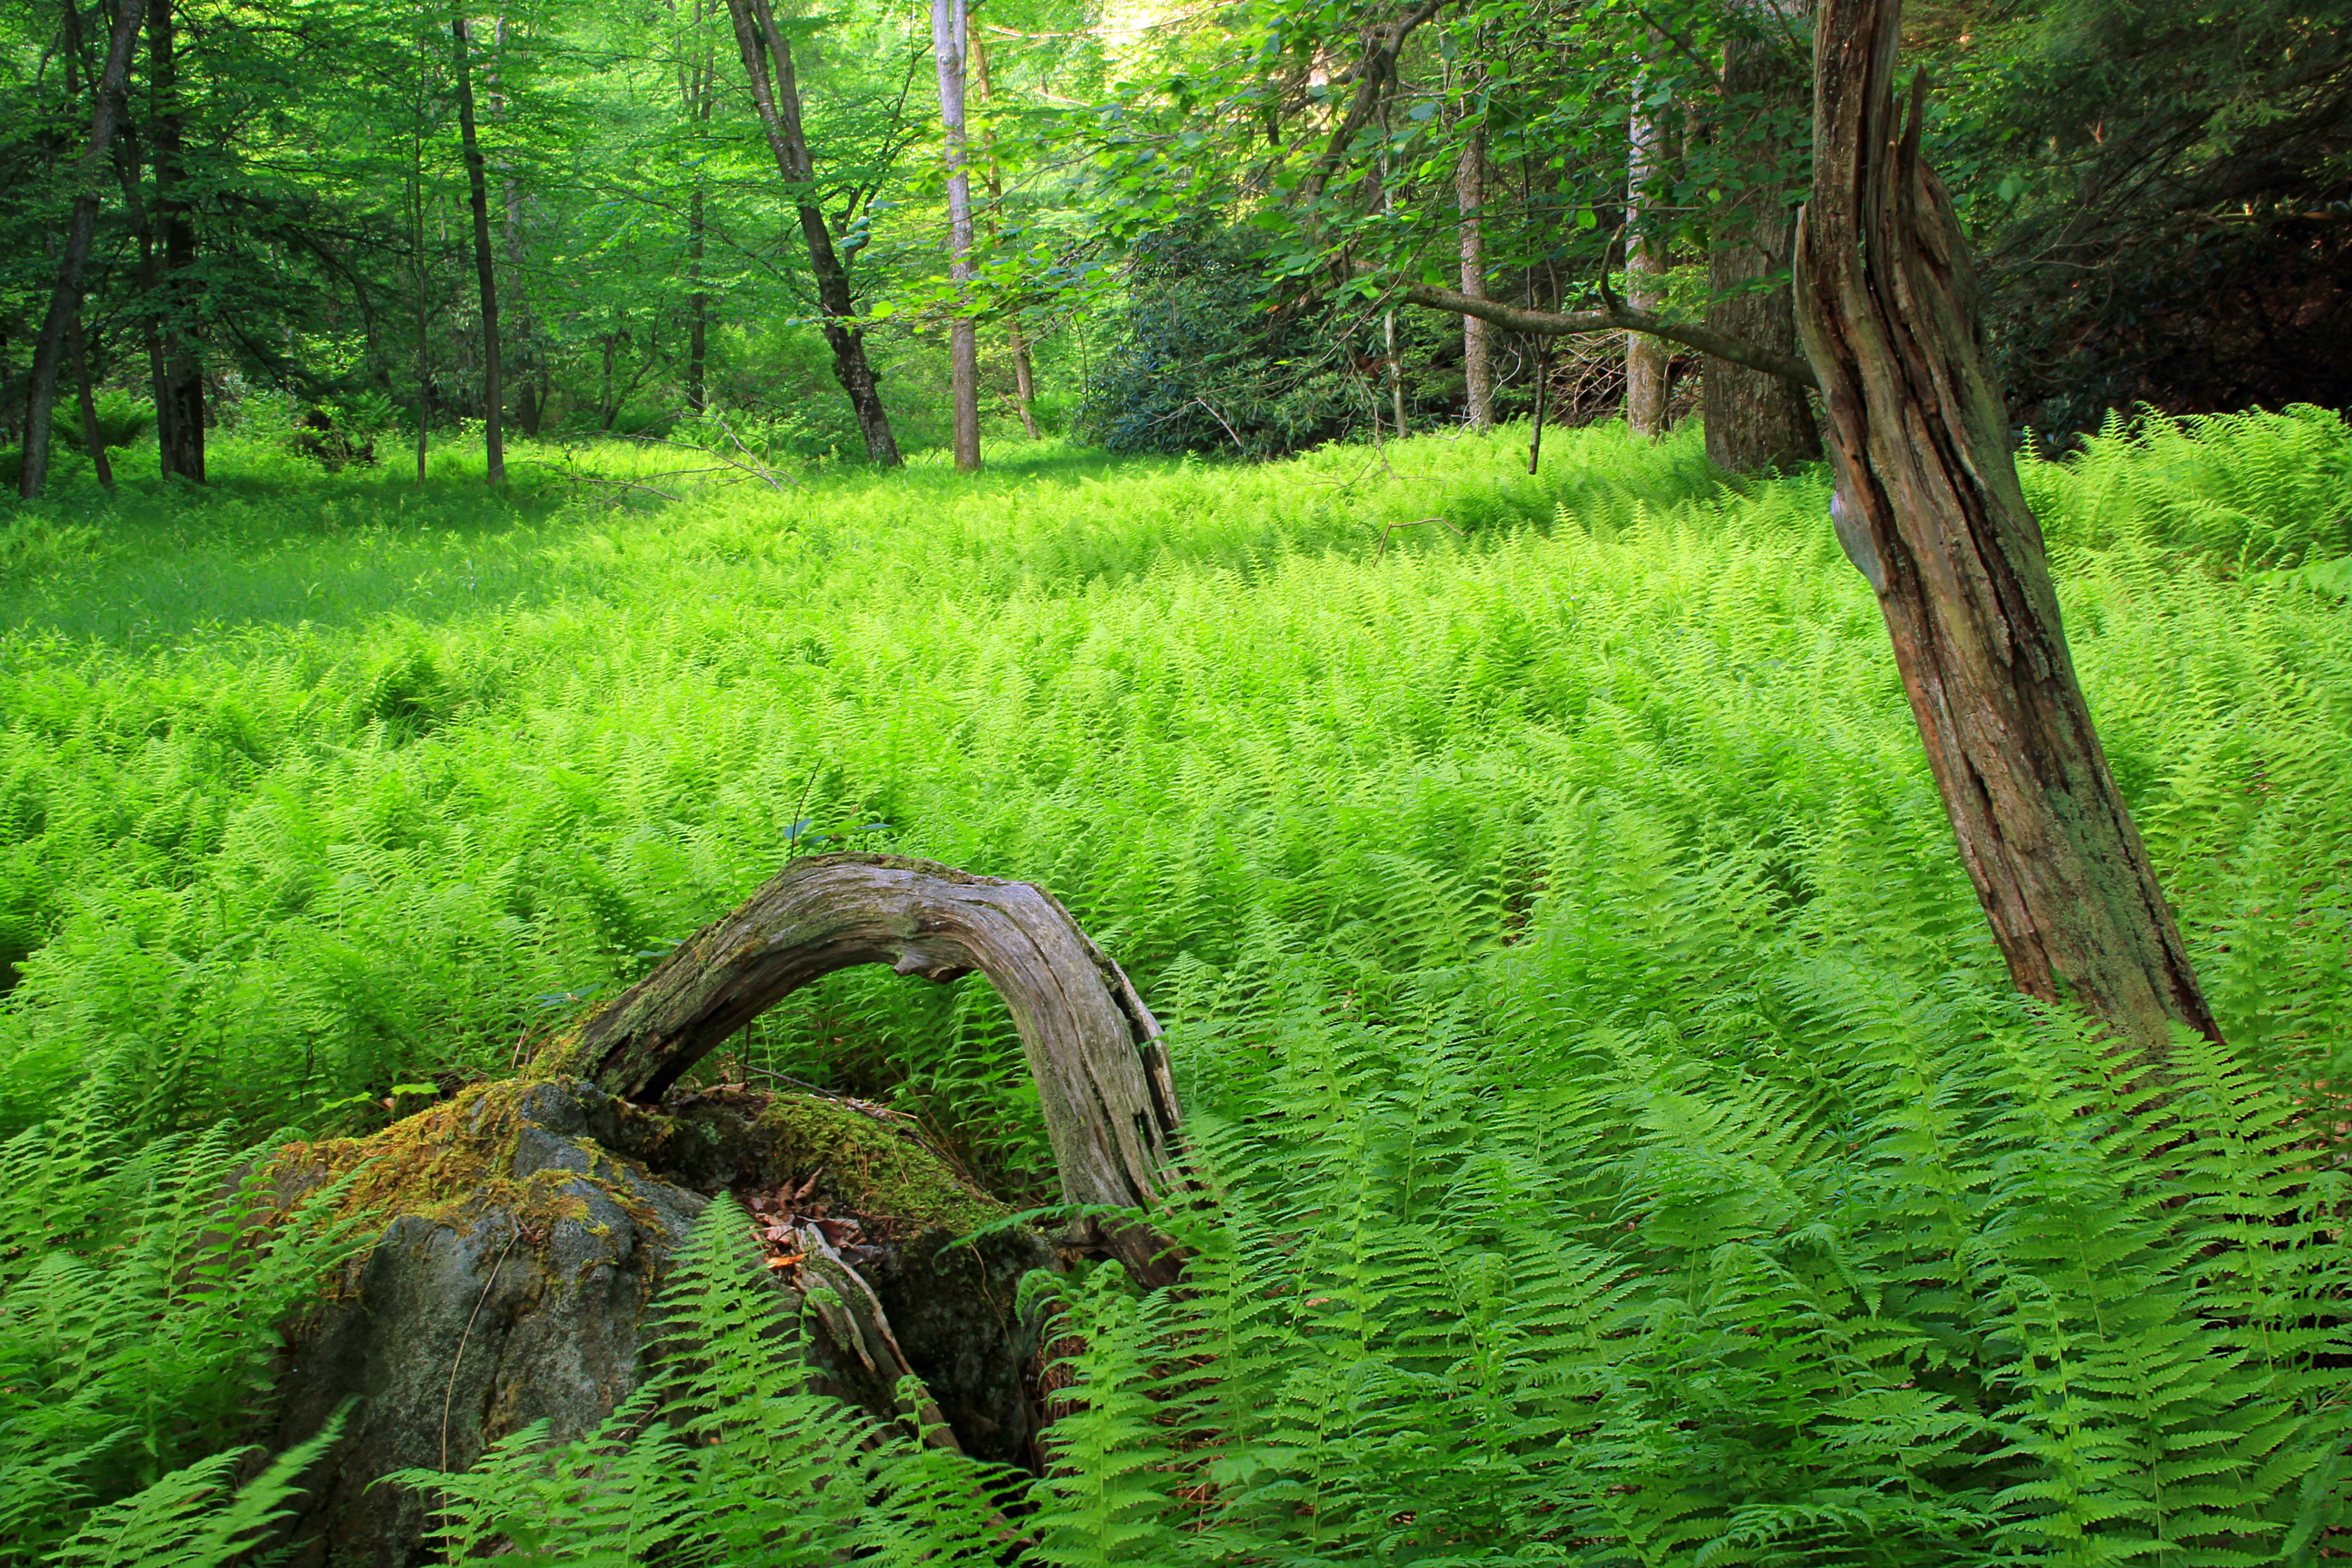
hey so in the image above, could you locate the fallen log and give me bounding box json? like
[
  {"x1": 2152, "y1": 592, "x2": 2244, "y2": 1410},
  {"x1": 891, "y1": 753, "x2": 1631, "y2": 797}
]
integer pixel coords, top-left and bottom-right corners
[{"x1": 544, "y1": 853, "x2": 1191, "y2": 1286}]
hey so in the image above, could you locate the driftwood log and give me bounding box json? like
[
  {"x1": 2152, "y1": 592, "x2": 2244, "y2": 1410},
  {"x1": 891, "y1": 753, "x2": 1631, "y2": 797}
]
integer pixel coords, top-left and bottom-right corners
[
  {"x1": 552, "y1": 853, "x2": 1189, "y2": 1286},
  {"x1": 1792, "y1": 0, "x2": 2222, "y2": 1066}
]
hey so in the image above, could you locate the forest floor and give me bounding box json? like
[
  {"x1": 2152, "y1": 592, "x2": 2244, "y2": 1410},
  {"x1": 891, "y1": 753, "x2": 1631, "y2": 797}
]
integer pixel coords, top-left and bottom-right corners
[{"x1": 3, "y1": 410, "x2": 2350, "y2": 1561}]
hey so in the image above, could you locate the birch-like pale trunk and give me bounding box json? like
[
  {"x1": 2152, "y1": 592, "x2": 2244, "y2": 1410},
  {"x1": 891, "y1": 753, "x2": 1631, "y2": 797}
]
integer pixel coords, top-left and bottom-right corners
[
  {"x1": 1625, "y1": 65, "x2": 1669, "y2": 439},
  {"x1": 931, "y1": 0, "x2": 980, "y2": 471}
]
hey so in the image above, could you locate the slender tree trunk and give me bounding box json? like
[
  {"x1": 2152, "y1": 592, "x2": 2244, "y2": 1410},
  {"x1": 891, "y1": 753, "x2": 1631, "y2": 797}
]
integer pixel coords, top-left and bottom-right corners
[
  {"x1": 495, "y1": 15, "x2": 540, "y2": 439},
  {"x1": 69, "y1": 314, "x2": 113, "y2": 490},
  {"x1": 1705, "y1": 7, "x2": 1821, "y2": 473},
  {"x1": 114, "y1": 125, "x2": 173, "y2": 478},
  {"x1": 1625, "y1": 65, "x2": 1669, "y2": 439},
  {"x1": 969, "y1": 33, "x2": 1036, "y2": 439},
  {"x1": 684, "y1": 186, "x2": 707, "y2": 416},
  {"x1": 931, "y1": 0, "x2": 980, "y2": 471},
  {"x1": 1527, "y1": 340, "x2": 1550, "y2": 473},
  {"x1": 149, "y1": 0, "x2": 203, "y2": 483},
  {"x1": 452, "y1": 17, "x2": 504, "y2": 483},
  {"x1": 681, "y1": 0, "x2": 712, "y2": 416},
  {"x1": 725, "y1": 0, "x2": 901, "y2": 465},
  {"x1": 1456, "y1": 120, "x2": 1493, "y2": 430},
  {"x1": 19, "y1": 0, "x2": 145, "y2": 500},
  {"x1": 409, "y1": 19, "x2": 431, "y2": 485},
  {"x1": 1795, "y1": 0, "x2": 2220, "y2": 1067}
]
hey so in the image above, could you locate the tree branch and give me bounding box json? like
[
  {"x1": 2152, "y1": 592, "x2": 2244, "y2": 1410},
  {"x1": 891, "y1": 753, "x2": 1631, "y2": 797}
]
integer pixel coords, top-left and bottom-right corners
[
  {"x1": 1296, "y1": 0, "x2": 1443, "y2": 209},
  {"x1": 1397, "y1": 280, "x2": 1821, "y2": 388}
]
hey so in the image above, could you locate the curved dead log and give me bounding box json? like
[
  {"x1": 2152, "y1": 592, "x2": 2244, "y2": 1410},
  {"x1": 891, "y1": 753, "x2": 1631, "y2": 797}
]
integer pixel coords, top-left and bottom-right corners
[{"x1": 552, "y1": 853, "x2": 1188, "y2": 1285}]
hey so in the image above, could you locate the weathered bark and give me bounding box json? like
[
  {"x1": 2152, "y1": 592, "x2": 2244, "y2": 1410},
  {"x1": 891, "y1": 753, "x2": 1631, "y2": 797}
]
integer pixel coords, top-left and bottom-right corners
[
  {"x1": 931, "y1": 0, "x2": 980, "y2": 471},
  {"x1": 1794, "y1": 0, "x2": 2220, "y2": 1066},
  {"x1": 557, "y1": 853, "x2": 1188, "y2": 1286},
  {"x1": 1456, "y1": 120, "x2": 1493, "y2": 431},
  {"x1": 149, "y1": 0, "x2": 203, "y2": 484},
  {"x1": 1625, "y1": 66, "x2": 1670, "y2": 439},
  {"x1": 452, "y1": 18, "x2": 505, "y2": 484},
  {"x1": 726, "y1": 0, "x2": 902, "y2": 465},
  {"x1": 18, "y1": 0, "x2": 144, "y2": 500},
  {"x1": 1705, "y1": 12, "x2": 1821, "y2": 473}
]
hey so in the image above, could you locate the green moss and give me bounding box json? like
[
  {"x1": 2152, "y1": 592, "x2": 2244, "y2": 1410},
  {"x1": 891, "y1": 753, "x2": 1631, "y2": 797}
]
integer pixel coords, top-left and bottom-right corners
[
  {"x1": 751, "y1": 1092, "x2": 1005, "y2": 1235},
  {"x1": 271, "y1": 1080, "x2": 607, "y2": 1239}
]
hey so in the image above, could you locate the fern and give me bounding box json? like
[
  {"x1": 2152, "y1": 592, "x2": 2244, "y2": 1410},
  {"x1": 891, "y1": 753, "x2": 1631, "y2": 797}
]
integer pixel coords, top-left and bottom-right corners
[
  {"x1": 47, "y1": 1412, "x2": 348, "y2": 1568},
  {"x1": 1, "y1": 413, "x2": 2348, "y2": 1560}
]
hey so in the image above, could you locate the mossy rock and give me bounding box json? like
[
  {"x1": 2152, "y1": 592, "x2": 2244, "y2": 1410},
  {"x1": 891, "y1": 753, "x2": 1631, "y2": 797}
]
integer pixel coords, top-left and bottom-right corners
[{"x1": 263, "y1": 1077, "x2": 1052, "y2": 1568}]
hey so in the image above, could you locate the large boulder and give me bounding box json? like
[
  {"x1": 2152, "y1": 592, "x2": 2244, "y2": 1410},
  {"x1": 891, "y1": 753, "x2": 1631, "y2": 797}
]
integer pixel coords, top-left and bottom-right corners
[{"x1": 263, "y1": 1075, "x2": 1053, "y2": 1568}]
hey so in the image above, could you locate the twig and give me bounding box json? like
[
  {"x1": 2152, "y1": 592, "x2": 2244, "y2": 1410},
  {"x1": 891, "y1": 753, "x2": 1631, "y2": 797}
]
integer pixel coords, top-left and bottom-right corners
[
  {"x1": 442, "y1": 1220, "x2": 526, "y2": 1472},
  {"x1": 1192, "y1": 396, "x2": 1249, "y2": 456},
  {"x1": 1375, "y1": 516, "x2": 1467, "y2": 558}
]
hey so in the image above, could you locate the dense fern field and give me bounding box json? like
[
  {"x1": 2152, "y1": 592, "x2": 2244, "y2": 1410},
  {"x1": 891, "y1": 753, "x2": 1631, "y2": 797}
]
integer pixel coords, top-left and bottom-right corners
[{"x1": 2, "y1": 408, "x2": 2348, "y2": 1563}]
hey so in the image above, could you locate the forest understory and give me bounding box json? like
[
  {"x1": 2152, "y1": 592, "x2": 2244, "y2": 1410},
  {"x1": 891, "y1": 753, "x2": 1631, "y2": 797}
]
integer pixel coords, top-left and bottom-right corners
[{"x1": 0, "y1": 405, "x2": 2347, "y2": 1563}]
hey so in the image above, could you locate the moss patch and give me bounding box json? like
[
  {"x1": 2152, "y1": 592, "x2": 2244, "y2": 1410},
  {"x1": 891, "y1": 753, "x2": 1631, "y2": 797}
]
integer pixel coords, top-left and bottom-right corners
[
  {"x1": 751, "y1": 1092, "x2": 1004, "y2": 1235},
  {"x1": 270, "y1": 1079, "x2": 642, "y2": 1239},
  {"x1": 617, "y1": 1084, "x2": 1006, "y2": 1237}
]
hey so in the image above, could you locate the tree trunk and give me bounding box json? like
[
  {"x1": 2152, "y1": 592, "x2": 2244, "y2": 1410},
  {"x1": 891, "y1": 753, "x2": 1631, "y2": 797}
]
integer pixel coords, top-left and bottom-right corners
[
  {"x1": 69, "y1": 313, "x2": 113, "y2": 490},
  {"x1": 18, "y1": 0, "x2": 145, "y2": 500},
  {"x1": 970, "y1": 34, "x2": 1037, "y2": 439},
  {"x1": 452, "y1": 17, "x2": 505, "y2": 484},
  {"x1": 686, "y1": 186, "x2": 707, "y2": 415},
  {"x1": 552, "y1": 853, "x2": 1189, "y2": 1288},
  {"x1": 150, "y1": 0, "x2": 204, "y2": 484},
  {"x1": 1794, "y1": 0, "x2": 2220, "y2": 1067},
  {"x1": 681, "y1": 0, "x2": 712, "y2": 418},
  {"x1": 1456, "y1": 121, "x2": 1493, "y2": 431},
  {"x1": 409, "y1": 27, "x2": 431, "y2": 486},
  {"x1": 1705, "y1": 12, "x2": 1821, "y2": 473},
  {"x1": 725, "y1": 0, "x2": 902, "y2": 466},
  {"x1": 931, "y1": 0, "x2": 980, "y2": 472},
  {"x1": 1625, "y1": 66, "x2": 1669, "y2": 439}
]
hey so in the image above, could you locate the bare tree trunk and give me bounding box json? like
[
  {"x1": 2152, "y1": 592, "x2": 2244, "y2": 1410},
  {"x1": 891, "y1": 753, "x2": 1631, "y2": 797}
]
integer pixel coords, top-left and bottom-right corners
[
  {"x1": 495, "y1": 15, "x2": 542, "y2": 438},
  {"x1": 409, "y1": 20, "x2": 431, "y2": 486},
  {"x1": 69, "y1": 314, "x2": 113, "y2": 490},
  {"x1": 1625, "y1": 65, "x2": 1669, "y2": 439},
  {"x1": 114, "y1": 126, "x2": 172, "y2": 477},
  {"x1": 931, "y1": 0, "x2": 980, "y2": 471},
  {"x1": 150, "y1": 0, "x2": 203, "y2": 484},
  {"x1": 969, "y1": 34, "x2": 1036, "y2": 439},
  {"x1": 725, "y1": 0, "x2": 901, "y2": 465},
  {"x1": 1456, "y1": 121, "x2": 1493, "y2": 430},
  {"x1": 1705, "y1": 9, "x2": 1821, "y2": 473},
  {"x1": 553, "y1": 853, "x2": 1189, "y2": 1288},
  {"x1": 677, "y1": 0, "x2": 712, "y2": 417},
  {"x1": 1795, "y1": 0, "x2": 2220, "y2": 1067},
  {"x1": 1526, "y1": 339, "x2": 1550, "y2": 473},
  {"x1": 452, "y1": 17, "x2": 505, "y2": 484},
  {"x1": 18, "y1": 0, "x2": 145, "y2": 500}
]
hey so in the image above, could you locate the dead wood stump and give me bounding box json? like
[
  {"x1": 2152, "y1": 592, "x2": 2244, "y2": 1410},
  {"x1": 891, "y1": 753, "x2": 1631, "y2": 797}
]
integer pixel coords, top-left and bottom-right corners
[{"x1": 544, "y1": 852, "x2": 1191, "y2": 1286}]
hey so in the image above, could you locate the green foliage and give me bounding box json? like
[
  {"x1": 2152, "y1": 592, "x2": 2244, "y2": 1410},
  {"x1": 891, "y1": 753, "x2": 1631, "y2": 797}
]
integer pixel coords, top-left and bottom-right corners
[
  {"x1": 0, "y1": 407, "x2": 2347, "y2": 1559},
  {"x1": 0, "y1": 1074, "x2": 362, "y2": 1562},
  {"x1": 46, "y1": 1412, "x2": 348, "y2": 1568},
  {"x1": 2026, "y1": 405, "x2": 2352, "y2": 567},
  {"x1": 1075, "y1": 226, "x2": 1456, "y2": 458}
]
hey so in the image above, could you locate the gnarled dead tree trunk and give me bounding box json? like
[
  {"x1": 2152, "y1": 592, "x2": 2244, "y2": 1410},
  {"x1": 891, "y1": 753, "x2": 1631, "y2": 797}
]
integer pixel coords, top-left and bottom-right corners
[
  {"x1": 1794, "y1": 0, "x2": 2221, "y2": 1067},
  {"x1": 554, "y1": 853, "x2": 1188, "y2": 1285}
]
